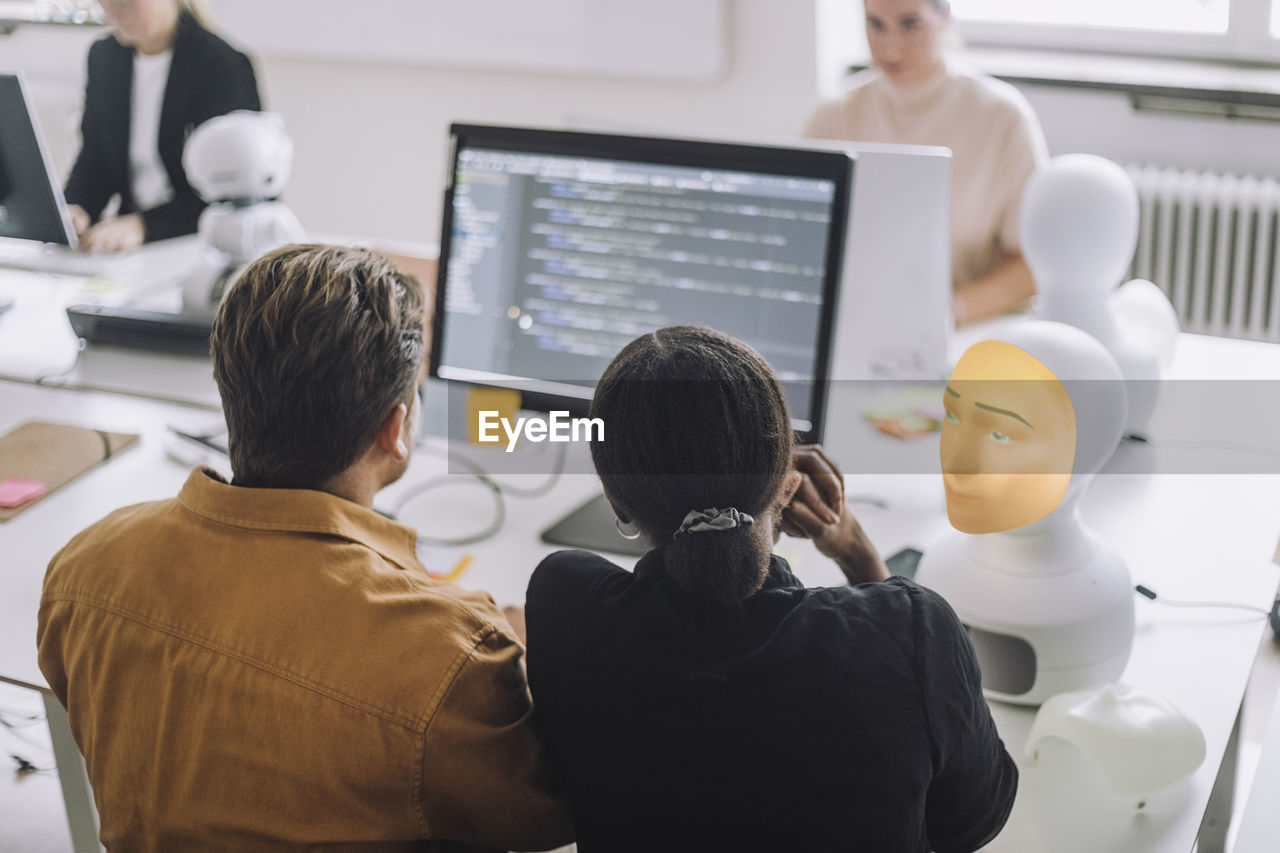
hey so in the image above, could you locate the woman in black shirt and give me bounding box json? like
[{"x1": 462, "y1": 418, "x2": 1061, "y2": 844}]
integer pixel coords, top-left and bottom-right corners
[
  {"x1": 525, "y1": 325, "x2": 1017, "y2": 852},
  {"x1": 65, "y1": 0, "x2": 260, "y2": 251}
]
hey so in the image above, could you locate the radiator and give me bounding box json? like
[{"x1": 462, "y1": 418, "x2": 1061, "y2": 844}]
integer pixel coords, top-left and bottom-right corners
[{"x1": 1125, "y1": 164, "x2": 1280, "y2": 344}]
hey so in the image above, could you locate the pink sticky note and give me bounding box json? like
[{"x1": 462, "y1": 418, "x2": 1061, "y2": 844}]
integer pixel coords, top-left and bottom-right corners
[{"x1": 0, "y1": 477, "x2": 49, "y2": 508}]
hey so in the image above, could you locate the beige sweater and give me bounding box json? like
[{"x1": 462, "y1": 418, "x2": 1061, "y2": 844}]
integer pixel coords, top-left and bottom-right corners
[{"x1": 804, "y1": 61, "x2": 1048, "y2": 292}]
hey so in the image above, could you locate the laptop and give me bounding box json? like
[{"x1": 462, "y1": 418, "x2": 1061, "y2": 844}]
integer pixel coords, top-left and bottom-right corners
[{"x1": 0, "y1": 71, "x2": 120, "y2": 276}]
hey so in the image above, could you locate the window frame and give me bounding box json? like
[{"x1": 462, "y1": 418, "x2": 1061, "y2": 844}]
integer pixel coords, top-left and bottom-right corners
[{"x1": 951, "y1": 0, "x2": 1280, "y2": 65}]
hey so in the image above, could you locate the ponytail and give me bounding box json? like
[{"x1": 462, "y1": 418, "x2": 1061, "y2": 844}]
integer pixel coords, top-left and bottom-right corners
[{"x1": 664, "y1": 523, "x2": 771, "y2": 607}]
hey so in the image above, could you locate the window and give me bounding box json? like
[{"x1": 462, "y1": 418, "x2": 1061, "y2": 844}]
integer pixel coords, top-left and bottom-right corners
[
  {"x1": 950, "y1": 0, "x2": 1279, "y2": 63},
  {"x1": 954, "y1": 1, "x2": 1228, "y2": 34}
]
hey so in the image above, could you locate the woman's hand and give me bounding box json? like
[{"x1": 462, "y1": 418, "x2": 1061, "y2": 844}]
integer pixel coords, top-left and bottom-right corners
[
  {"x1": 81, "y1": 213, "x2": 145, "y2": 253},
  {"x1": 811, "y1": 505, "x2": 889, "y2": 585},
  {"x1": 781, "y1": 444, "x2": 888, "y2": 584},
  {"x1": 67, "y1": 204, "x2": 91, "y2": 238},
  {"x1": 780, "y1": 444, "x2": 844, "y2": 537}
]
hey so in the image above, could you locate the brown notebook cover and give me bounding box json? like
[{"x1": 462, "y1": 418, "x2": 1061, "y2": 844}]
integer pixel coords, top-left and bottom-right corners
[{"x1": 0, "y1": 421, "x2": 139, "y2": 521}]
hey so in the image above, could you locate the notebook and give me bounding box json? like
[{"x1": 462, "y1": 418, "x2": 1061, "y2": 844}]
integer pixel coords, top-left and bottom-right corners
[{"x1": 0, "y1": 421, "x2": 139, "y2": 521}]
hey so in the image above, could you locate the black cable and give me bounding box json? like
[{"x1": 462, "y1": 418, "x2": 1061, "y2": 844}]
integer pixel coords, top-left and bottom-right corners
[
  {"x1": 0, "y1": 708, "x2": 44, "y2": 730},
  {"x1": 0, "y1": 711, "x2": 56, "y2": 759},
  {"x1": 96, "y1": 429, "x2": 113, "y2": 461},
  {"x1": 9, "y1": 753, "x2": 54, "y2": 775},
  {"x1": 166, "y1": 426, "x2": 229, "y2": 456},
  {"x1": 1126, "y1": 434, "x2": 1280, "y2": 459},
  {"x1": 11, "y1": 754, "x2": 37, "y2": 774}
]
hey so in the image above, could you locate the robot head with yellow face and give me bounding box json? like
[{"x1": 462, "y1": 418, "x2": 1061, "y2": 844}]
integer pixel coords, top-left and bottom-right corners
[{"x1": 941, "y1": 322, "x2": 1128, "y2": 535}]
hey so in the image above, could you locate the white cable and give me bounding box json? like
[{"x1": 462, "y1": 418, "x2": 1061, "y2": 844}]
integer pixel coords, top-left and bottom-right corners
[{"x1": 1135, "y1": 584, "x2": 1270, "y2": 615}]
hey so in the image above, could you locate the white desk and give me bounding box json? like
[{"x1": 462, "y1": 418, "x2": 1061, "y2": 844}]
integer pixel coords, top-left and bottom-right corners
[
  {"x1": 1, "y1": 332, "x2": 1279, "y2": 853},
  {"x1": 0, "y1": 380, "x2": 229, "y2": 851},
  {"x1": 1234, "y1": 686, "x2": 1280, "y2": 852},
  {"x1": 0, "y1": 235, "x2": 439, "y2": 412},
  {"x1": 0, "y1": 237, "x2": 222, "y2": 410}
]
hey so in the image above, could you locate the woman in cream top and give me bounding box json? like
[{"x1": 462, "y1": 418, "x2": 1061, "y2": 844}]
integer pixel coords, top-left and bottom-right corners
[{"x1": 804, "y1": 0, "x2": 1048, "y2": 325}]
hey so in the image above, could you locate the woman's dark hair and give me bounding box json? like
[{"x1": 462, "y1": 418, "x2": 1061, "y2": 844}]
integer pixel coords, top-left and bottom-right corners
[{"x1": 590, "y1": 326, "x2": 794, "y2": 606}]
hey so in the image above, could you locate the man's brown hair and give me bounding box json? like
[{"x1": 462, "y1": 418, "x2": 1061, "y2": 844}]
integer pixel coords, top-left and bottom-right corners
[{"x1": 211, "y1": 243, "x2": 427, "y2": 489}]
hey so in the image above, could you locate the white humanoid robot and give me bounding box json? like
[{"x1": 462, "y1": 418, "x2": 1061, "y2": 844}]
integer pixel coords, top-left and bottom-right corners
[
  {"x1": 179, "y1": 111, "x2": 306, "y2": 314},
  {"x1": 1022, "y1": 154, "x2": 1179, "y2": 438},
  {"x1": 914, "y1": 321, "x2": 1132, "y2": 706}
]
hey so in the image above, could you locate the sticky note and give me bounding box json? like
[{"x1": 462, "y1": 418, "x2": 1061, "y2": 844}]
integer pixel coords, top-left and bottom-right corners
[
  {"x1": 0, "y1": 477, "x2": 49, "y2": 508},
  {"x1": 467, "y1": 387, "x2": 522, "y2": 446}
]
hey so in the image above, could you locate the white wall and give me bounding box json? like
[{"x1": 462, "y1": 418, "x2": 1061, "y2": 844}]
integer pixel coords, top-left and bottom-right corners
[
  {"x1": 815, "y1": 0, "x2": 866, "y2": 98},
  {"x1": 5, "y1": 1, "x2": 828, "y2": 243},
  {"x1": 229, "y1": 0, "x2": 825, "y2": 243},
  {"x1": 1, "y1": 23, "x2": 99, "y2": 174},
  {"x1": 1019, "y1": 85, "x2": 1280, "y2": 177}
]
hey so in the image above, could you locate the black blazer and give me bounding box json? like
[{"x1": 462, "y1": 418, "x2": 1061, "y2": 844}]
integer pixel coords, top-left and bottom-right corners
[{"x1": 64, "y1": 10, "x2": 261, "y2": 242}]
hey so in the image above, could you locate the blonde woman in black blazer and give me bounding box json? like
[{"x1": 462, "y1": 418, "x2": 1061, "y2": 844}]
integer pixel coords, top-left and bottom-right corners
[{"x1": 65, "y1": 0, "x2": 260, "y2": 252}]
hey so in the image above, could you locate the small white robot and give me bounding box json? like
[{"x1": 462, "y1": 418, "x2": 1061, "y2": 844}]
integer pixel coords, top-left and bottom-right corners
[{"x1": 179, "y1": 111, "x2": 306, "y2": 314}]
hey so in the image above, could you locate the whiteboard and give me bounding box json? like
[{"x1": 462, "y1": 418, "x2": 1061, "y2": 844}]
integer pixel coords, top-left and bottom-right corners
[{"x1": 208, "y1": 0, "x2": 728, "y2": 82}]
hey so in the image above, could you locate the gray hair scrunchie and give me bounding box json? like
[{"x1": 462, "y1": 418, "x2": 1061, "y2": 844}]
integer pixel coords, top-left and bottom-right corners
[{"x1": 673, "y1": 507, "x2": 755, "y2": 538}]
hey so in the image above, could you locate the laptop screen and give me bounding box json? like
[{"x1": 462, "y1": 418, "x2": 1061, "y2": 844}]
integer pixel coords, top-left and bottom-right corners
[{"x1": 0, "y1": 73, "x2": 77, "y2": 247}]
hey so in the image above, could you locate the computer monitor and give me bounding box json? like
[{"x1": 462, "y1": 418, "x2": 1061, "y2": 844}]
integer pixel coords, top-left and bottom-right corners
[
  {"x1": 821, "y1": 140, "x2": 951, "y2": 381},
  {"x1": 559, "y1": 117, "x2": 953, "y2": 384},
  {"x1": 432, "y1": 123, "x2": 853, "y2": 445},
  {"x1": 0, "y1": 72, "x2": 78, "y2": 248},
  {"x1": 431, "y1": 124, "x2": 853, "y2": 554},
  {"x1": 801, "y1": 140, "x2": 953, "y2": 474}
]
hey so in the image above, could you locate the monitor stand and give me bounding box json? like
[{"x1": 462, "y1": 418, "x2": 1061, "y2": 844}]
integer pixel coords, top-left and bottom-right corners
[{"x1": 540, "y1": 492, "x2": 650, "y2": 557}]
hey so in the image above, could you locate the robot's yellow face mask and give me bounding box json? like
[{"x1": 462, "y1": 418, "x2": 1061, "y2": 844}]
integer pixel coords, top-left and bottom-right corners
[{"x1": 940, "y1": 340, "x2": 1077, "y2": 534}]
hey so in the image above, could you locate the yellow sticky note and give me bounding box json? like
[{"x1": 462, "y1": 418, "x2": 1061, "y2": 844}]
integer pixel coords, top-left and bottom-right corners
[{"x1": 467, "y1": 387, "x2": 522, "y2": 446}]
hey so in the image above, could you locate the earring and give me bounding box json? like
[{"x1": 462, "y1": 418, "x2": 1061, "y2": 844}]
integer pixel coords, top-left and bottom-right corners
[{"x1": 615, "y1": 517, "x2": 642, "y2": 540}]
